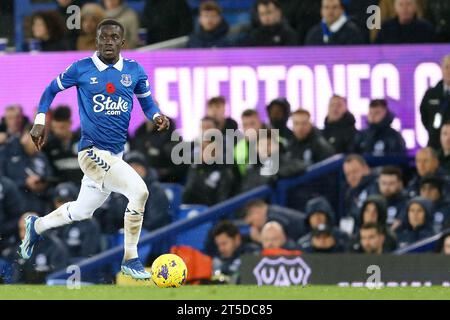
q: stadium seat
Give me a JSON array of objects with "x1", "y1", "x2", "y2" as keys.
[
  {"x1": 160, "y1": 183, "x2": 184, "y2": 220},
  {"x1": 175, "y1": 205, "x2": 211, "y2": 251}
]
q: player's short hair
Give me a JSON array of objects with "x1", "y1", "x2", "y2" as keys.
[
  {"x1": 442, "y1": 120, "x2": 450, "y2": 128},
  {"x1": 207, "y1": 96, "x2": 226, "y2": 107},
  {"x1": 212, "y1": 220, "x2": 240, "y2": 239},
  {"x1": 241, "y1": 109, "x2": 259, "y2": 118},
  {"x1": 360, "y1": 222, "x2": 385, "y2": 235},
  {"x1": 52, "y1": 105, "x2": 72, "y2": 122},
  {"x1": 97, "y1": 19, "x2": 125, "y2": 35},
  {"x1": 369, "y1": 99, "x2": 388, "y2": 109},
  {"x1": 380, "y1": 165, "x2": 403, "y2": 181},
  {"x1": 344, "y1": 154, "x2": 368, "y2": 167},
  {"x1": 291, "y1": 109, "x2": 311, "y2": 119},
  {"x1": 200, "y1": 1, "x2": 223, "y2": 14},
  {"x1": 256, "y1": 0, "x2": 282, "y2": 9}
]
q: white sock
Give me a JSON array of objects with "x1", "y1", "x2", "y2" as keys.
[
  {"x1": 35, "y1": 202, "x2": 73, "y2": 234},
  {"x1": 123, "y1": 208, "x2": 144, "y2": 261}
]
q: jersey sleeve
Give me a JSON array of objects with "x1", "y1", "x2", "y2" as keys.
[
  {"x1": 134, "y1": 63, "x2": 161, "y2": 121},
  {"x1": 37, "y1": 62, "x2": 79, "y2": 114}
]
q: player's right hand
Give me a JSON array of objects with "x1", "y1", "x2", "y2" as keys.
[{"x1": 30, "y1": 124, "x2": 46, "y2": 151}]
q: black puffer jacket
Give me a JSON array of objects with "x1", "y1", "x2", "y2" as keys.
[
  {"x1": 352, "y1": 112, "x2": 407, "y2": 156},
  {"x1": 322, "y1": 112, "x2": 357, "y2": 154},
  {"x1": 186, "y1": 20, "x2": 230, "y2": 48},
  {"x1": 396, "y1": 197, "x2": 435, "y2": 249},
  {"x1": 286, "y1": 127, "x2": 336, "y2": 167}
]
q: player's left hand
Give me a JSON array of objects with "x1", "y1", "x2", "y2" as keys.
[{"x1": 154, "y1": 114, "x2": 170, "y2": 131}]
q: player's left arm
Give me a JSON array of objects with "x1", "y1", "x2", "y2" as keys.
[{"x1": 134, "y1": 64, "x2": 170, "y2": 131}]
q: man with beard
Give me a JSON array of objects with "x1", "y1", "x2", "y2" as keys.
[{"x1": 322, "y1": 95, "x2": 357, "y2": 154}]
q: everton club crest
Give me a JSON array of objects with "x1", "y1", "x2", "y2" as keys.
[{"x1": 120, "y1": 74, "x2": 132, "y2": 87}]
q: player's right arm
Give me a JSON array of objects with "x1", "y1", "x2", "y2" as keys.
[{"x1": 30, "y1": 62, "x2": 79, "y2": 150}]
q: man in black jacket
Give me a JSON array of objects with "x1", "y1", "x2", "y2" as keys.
[
  {"x1": 243, "y1": 0, "x2": 298, "y2": 47},
  {"x1": 353, "y1": 99, "x2": 407, "y2": 156},
  {"x1": 424, "y1": 0, "x2": 450, "y2": 42},
  {"x1": 375, "y1": 0, "x2": 436, "y2": 44},
  {"x1": 305, "y1": 0, "x2": 365, "y2": 45},
  {"x1": 420, "y1": 55, "x2": 450, "y2": 149},
  {"x1": 266, "y1": 98, "x2": 293, "y2": 145},
  {"x1": 186, "y1": 1, "x2": 230, "y2": 48},
  {"x1": 322, "y1": 95, "x2": 357, "y2": 154},
  {"x1": 43, "y1": 105, "x2": 83, "y2": 186},
  {"x1": 287, "y1": 109, "x2": 335, "y2": 166}
]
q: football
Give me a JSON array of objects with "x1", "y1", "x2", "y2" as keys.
[{"x1": 151, "y1": 254, "x2": 188, "y2": 288}]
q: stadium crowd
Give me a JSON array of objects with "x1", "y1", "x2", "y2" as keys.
[
  {"x1": 0, "y1": 53, "x2": 450, "y2": 284},
  {"x1": 1, "y1": 0, "x2": 450, "y2": 284},
  {"x1": 0, "y1": 0, "x2": 450, "y2": 51}
]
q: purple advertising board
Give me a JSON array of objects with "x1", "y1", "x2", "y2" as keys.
[{"x1": 1, "y1": 45, "x2": 449, "y2": 148}]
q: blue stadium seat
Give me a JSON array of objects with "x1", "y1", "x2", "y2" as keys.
[
  {"x1": 175, "y1": 204, "x2": 211, "y2": 251},
  {"x1": 160, "y1": 183, "x2": 184, "y2": 220}
]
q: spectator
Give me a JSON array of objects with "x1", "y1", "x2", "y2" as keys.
[
  {"x1": 298, "y1": 196, "x2": 349, "y2": 251},
  {"x1": 266, "y1": 98, "x2": 293, "y2": 145},
  {"x1": 102, "y1": 0, "x2": 139, "y2": 48},
  {"x1": 76, "y1": 3, "x2": 106, "y2": 51},
  {"x1": 261, "y1": 221, "x2": 298, "y2": 251},
  {"x1": 243, "y1": 0, "x2": 298, "y2": 47},
  {"x1": 53, "y1": 182, "x2": 101, "y2": 262},
  {"x1": 356, "y1": 222, "x2": 389, "y2": 254},
  {"x1": 303, "y1": 223, "x2": 345, "y2": 253},
  {"x1": 30, "y1": 10, "x2": 70, "y2": 51},
  {"x1": 375, "y1": 0, "x2": 436, "y2": 44},
  {"x1": 376, "y1": 166, "x2": 408, "y2": 227},
  {"x1": 183, "y1": 139, "x2": 237, "y2": 206},
  {"x1": 322, "y1": 95, "x2": 357, "y2": 154},
  {"x1": 244, "y1": 199, "x2": 306, "y2": 243},
  {"x1": 286, "y1": 109, "x2": 335, "y2": 167},
  {"x1": 350, "y1": 196, "x2": 398, "y2": 252},
  {"x1": 406, "y1": 147, "x2": 446, "y2": 198},
  {"x1": 352, "y1": 99, "x2": 407, "y2": 156},
  {"x1": 142, "y1": 0, "x2": 193, "y2": 45},
  {"x1": 439, "y1": 121, "x2": 450, "y2": 174},
  {"x1": 0, "y1": 128, "x2": 53, "y2": 214},
  {"x1": 234, "y1": 109, "x2": 264, "y2": 177},
  {"x1": 211, "y1": 220, "x2": 259, "y2": 282},
  {"x1": 420, "y1": 55, "x2": 450, "y2": 150},
  {"x1": 42, "y1": 106, "x2": 83, "y2": 185},
  {"x1": 424, "y1": 0, "x2": 450, "y2": 42},
  {"x1": 0, "y1": 176, "x2": 25, "y2": 252},
  {"x1": 187, "y1": 1, "x2": 230, "y2": 48},
  {"x1": 205, "y1": 96, "x2": 238, "y2": 135},
  {"x1": 131, "y1": 117, "x2": 185, "y2": 183},
  {"x1": 305, "y1": 0, "x2": 365, "y2": 45},
  {"x1": 345, "y1": 0, "x2": 380, "y2": 43},
  {"x1": 278, "y1": 0, "x2": 321, "y2": 44},
  {"x1": 342, "y1": 154, "x2": 378, "y2": 224},
  {"x1": 8, "y1": 213, "x2": 69, "y2": 284},
  {"x1": 240, "y1": 130, "x2": 305, "y2": 192},
  {"x1": 0, "y1": 105, "x2": 30, "y2": 144},
  {"x1": 436, "y1": 232, "x2": 450, "y2": 254},
  {"x1": 396, "y1": 197, "x2": 435, "y2": 248},
  {"x1": 419, "y1": 174, "x2": 450, "y2": 233}
]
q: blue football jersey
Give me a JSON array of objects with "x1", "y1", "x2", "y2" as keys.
[{"x1": 38, "y1": 52, "x2": 160, "y2": 154}]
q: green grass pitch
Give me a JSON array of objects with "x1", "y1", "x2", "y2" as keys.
[{"x1": 0, "y1": 285, "x2": 449, "y2": 300}]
